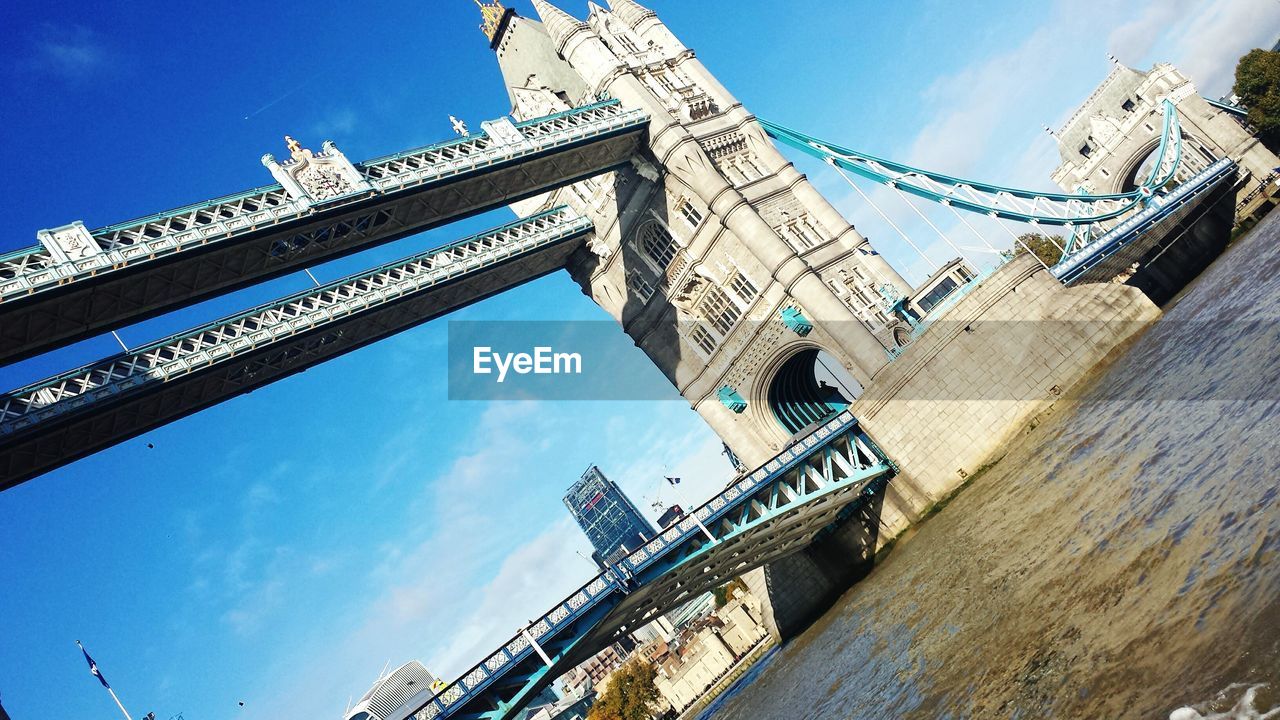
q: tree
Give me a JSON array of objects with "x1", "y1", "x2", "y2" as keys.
[
  {"x1": 1233, "y1": 48, "x2": 1280, "y2": 150},
  {"x1": 712, "y1": 578, "x2": 749, "y2": 608},
  {"x1": 1007, "y1": 233, "x2": 1065, "y2": 266},
  {"x1": 587, "y1": 659, "x2": 661, "y2": 720}
]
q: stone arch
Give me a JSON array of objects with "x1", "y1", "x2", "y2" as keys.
[
  {"x1": 750, "y1": 340, "x2": 864, "y2": 440},
  {"x1": 1113, "y1": 131, "x2": 1219, "y2": 194}
]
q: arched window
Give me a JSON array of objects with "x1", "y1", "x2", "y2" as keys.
[{"x1": 639, "y1": 221, "x2": 678, "y2": 269}]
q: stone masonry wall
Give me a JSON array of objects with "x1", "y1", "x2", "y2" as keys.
[{"x1": 853, "y1": 254, "x2": 1161, "y2": 507}]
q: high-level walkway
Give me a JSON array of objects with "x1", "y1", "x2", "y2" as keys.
[
  {"x1": 412, "y1": 411, "x2": 894, "y2": 720},
  {"x1": 0, "y1": 208, "x2": 591, "y2": 488},
  {"x1": 0, "y1": 100, "x2": 646, "y2": 365}
]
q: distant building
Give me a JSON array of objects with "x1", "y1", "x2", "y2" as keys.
[
  {"x1": 527, "y1": 694, "x2": 595, "y2": 720},
  {"x1": 565, "y1": 466, "x2": 656, "y2": 567},
  {"x1": 656, "y1": 504, "x2": 685, "y2": 529},
  {"x1": 512, "y1": 686, "x2": 560, "y2": 720},
  {"x1": 345, "y1": 661, "x2": 437, "y2": 720}
]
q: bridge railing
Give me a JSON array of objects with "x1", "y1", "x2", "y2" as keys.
[
  {"x1": 0, "y1": 207, "x2": 590, "y2": 436},
  {"x1": 1052, "y1": 157, "x2": 1237, "y2": 284},
  {"x1": 412, "y1": 410, "x2": 888, "y2": 720},
  {"x1": 0, "y1": 100, "x2": 646, "y2": 304}
]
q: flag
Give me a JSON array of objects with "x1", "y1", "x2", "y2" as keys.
[
  {"x1": 78, "y1": 642, "x2": 111, "y2": 689},
  {"x1": 665, "y1": 476, "x2": 681, "y2": 486}
]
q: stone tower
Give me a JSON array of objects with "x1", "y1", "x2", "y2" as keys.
[
  {"x1": 1051, "y1": 62, "x2": 1279, "y2": 218},
  {"x1": 480, "y1": 0, "x2": 914, "y2": 468}
]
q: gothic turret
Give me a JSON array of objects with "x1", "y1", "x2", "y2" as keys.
[
  {"x1": 606, "y1": 0, "x2": 655, "y2": 28},
  {"x1": 530, "y1": 0, "x2": 588, "y2": 53}
]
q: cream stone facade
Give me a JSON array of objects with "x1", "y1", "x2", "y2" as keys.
[
  {"x1": 1051, "y1": 62, "x2": 1279, "y2": 219},
  {"x1": 480, "y1": 0, "x2": 1169, "y2": 641}
]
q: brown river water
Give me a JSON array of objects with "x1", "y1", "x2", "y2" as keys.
[{"x1": 706, "y1": 211, "x2": 1280, "y2": 719}]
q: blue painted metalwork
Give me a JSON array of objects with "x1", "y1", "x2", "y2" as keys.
[
  {"x1": 412, "y1": 410, "x2": 894, "y2": 720},
  {"x1": 1052, "y1": 157, "x2": 1238, "y2": 285},
  {"x1": 760, "y1": 100, "x2": 1184, "y2": 227},
  {"x1": 780, "y1": 306, "x2": 813, "y2": 336},
  {"x1": 718, "y1": 385, "x2": 748, "y2": 413}
]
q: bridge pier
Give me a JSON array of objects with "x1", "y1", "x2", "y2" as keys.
[{"x1": 1124, "y1": 187, "x2": 1238, "y2": 305}]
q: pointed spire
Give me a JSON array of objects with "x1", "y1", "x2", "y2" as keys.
[
  {"x1": 530, "y1": 0, "x2": 587, "y2": 49},
  {"x1": 607, "y1": 0, "x2": 655, "y2": 28},
  {"x1": 474, "y1": 0, "x2": 509, "y2": 43}
]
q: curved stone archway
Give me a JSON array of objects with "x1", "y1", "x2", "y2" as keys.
[{"x1": 757, "y1": 345, "x2": 864, "y2": 437}]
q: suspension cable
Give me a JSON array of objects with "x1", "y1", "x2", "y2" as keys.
[{"x1": 831, "y1": 159, "x2": 939, "y2": 274}]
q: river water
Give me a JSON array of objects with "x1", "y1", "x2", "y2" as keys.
[{"x1": 707, "y1": 212, "x2": 1280, "y2": 719}]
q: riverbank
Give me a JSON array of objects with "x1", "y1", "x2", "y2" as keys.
[{"x1": 708, "y1": 211, "x2": 1280, "y2": 719}]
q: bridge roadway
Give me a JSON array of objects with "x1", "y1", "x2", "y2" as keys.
[
  {"x1": 411, "y1": 410, "x2": 894, "y2": 720},
  {"x1": 1052, "y1": 158, "x2": 1239, "y2": 285},
  {"x1": 0, "y1": 207, "x2": 591, "y2": 489},
  {"x1": 0, "y1": 100, "x2": 647, "y2": 365}
]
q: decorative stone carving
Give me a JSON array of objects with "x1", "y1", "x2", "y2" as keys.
[
  {"x1": 262, "y1": 136, "x2": 371, "y2": 207},
  {"x1": 37, "y1": 221, "x2": 102, "y2": 264},
  {"x1": 480, "y1": 117, "x2": 529, "y2": 148},
  {"x1": 630, "y1": 156, "x2": 661, "y2": 183},
  {"x1": 587, "y1": 235, "x2": 613, "y2": 258}
]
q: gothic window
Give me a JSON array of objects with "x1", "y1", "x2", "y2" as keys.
[
  {"x1": 689, "y1": 324, "x2": 717, "y2": 355},
  {"x1": 1122, "y1": 99, "x2": 1136, "y2": 113},
  {"x1": 626, "y1": 269, "x2": 655, "y2": 302},
  {"x1": 615, "y1": 31, "x2": 640, "y2": 55},
  {"x1": 700, "y1": 286, "x2": 741, "y2": 335},
  {"x1": 653, "y1": 69, "x2": 678, "y2": 93},
  {"x1": 639, "y1": 221, "x2": 678, "y2": 269},
  {"x1": 729, "y1": 273, "x2": 758, "y2": 305},
  {"x1": 1079, "y1": 144, "x2": 1093, "y2": 159},
  {"x1": 678, "y1": 199, "x2": 704, "y2": 229}
]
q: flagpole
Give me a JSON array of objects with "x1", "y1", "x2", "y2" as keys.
[
  {"x1": 106, "y1": 687, "x2": 134, "y2": 720},
  {"x1": 77, "y1": 641, "x2": 133, "y2": 720},
  {"x1": 666, "y1": 477, "x2": 717, "y2": 544}
]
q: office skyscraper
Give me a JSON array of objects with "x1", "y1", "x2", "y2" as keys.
[{"x1": 565, "y1": 466, "x2": 656, "y2": 567}]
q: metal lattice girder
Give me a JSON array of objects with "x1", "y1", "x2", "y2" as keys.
[
  {"x1": 0, "y1": 207, "x2": 592, "y2": 489},
  {"x1": 1053, "y1": 157, "x2": 1237, "y2": 285},
  {"x1": 0, "y1": 100, "x2": 648, "y2": 365},
  {"x1": 416, "y1": 411, "x2": 895, "y2": 720},
  {"x1": 760, "y1": 100, "x2": 1184, "y2": 227}
]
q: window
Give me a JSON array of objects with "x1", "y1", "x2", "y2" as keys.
[
  {"x1": 1079, "y1": 144, "x2": 1093, "y2": 158},
  {"x1": 678, "y1": 199, "x2": 703, "y2": 229},
  {"x1": 1122, "y1": 99, "x2": 1136, "y2": 112},
  {"x1": 614, "y1": 31, "x2": 640, "y2": 55},
  {"x1": 916, "y1": 277, "x2": 959, "y2": 314},
  {"x1": 700, "y1": 286, "x2": 741, "y2": 335},
  {"x1": 639, "y1": 222, "x2": 678, "y2": 269},
  {"x1": 626, "y1": 270, "x2": 654, "y2": 301},
  {"x1": 653, "y1": 70, "x2": 678, "y2": 93},
  {"x1": 729, "y1": 273, "x2": 758, "y2": 304},
  {"x1": 689, "y1": 325, "x2": 716, "y2": 355}
]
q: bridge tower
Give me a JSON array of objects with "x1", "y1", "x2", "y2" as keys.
[
  {"x1": 478, "y1": 0, "x2": 924, "y2": 639},
  {"x1": 482, "y1": 0, "x2": 912, "y2": 463}
]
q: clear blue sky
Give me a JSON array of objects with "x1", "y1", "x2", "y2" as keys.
[{"x1": 1, "y1": 1, "x2": 1273, "y2": 719}]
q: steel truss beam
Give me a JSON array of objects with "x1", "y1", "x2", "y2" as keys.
[
  {"x1": 0, "y1": 100, "x2": 647, "y2": 364},
  {"x1": 1052, "y1": 157, "x2": 1238, "y2": 285},
  {"x1": 416, "y1": 411, "x2": 895, "y2": 720},
  {"x1": 0, "y1": 208, "x2": 591, "y2": 489}
]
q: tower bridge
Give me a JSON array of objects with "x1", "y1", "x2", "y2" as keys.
[
  {"x1": 1, "y1": 2, "x2": 1270, "y2": 717},
  {"x1": 0, "y1": 100, "x2": 647, "y2": 365}
]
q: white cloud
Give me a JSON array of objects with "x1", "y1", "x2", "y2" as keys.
[
  {"x1": 1158, "y1": 0, "x2": 1280, "y2": 96},
  {"x1": 27, "y1": 25, "x2": 109, "y2": 80}
]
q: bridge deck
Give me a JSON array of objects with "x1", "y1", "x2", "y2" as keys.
[
  {"x1": 0, "y1": 208, "x2": 591, "y2": 489},
  {"x1": 415, "y1": 411, "x2": 894, "y2": 720},
  {"x1": 1053, "y1": 158, "x2": 1238, "y2": 286},
  {"x1": 0, "y1": 101, "x2": 647, "y2": 365}
]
